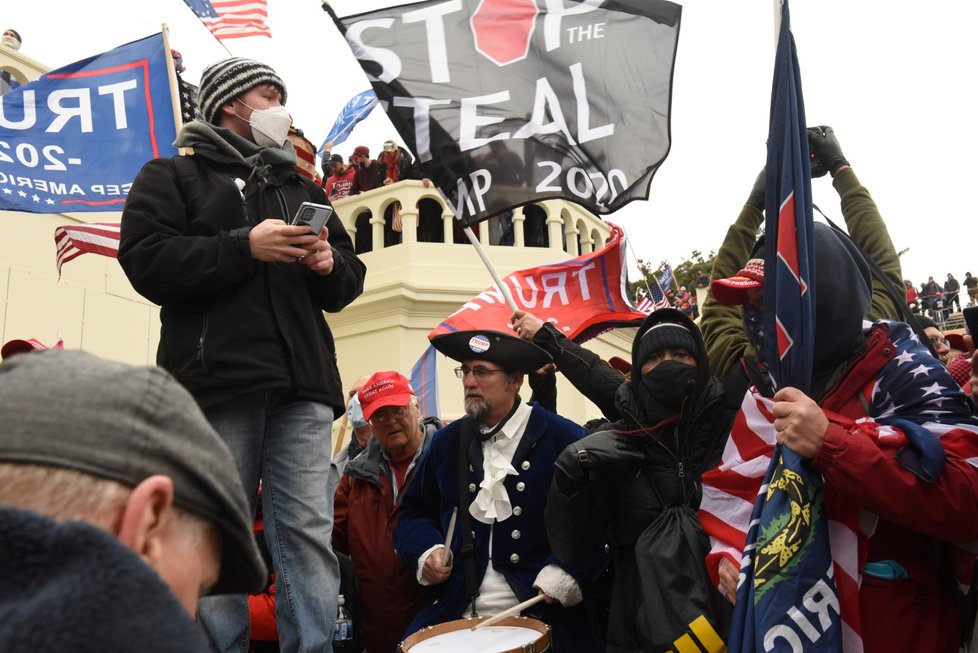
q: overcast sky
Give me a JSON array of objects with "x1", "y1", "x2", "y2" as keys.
[{"x1": 6, "y1": 0, "x2": 974, "y2": 288}]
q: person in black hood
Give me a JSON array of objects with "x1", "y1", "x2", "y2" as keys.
[
  {"x1": 545, "y1": 308, "x2": 735, "y2": 652},
  {"x1": 705, "y1": 220, "x2": 978, "y2": 653},
  {"x1": 715, "y1": 222, "x2": 873, "y2": 401},
  {"x1": 119, "y1": 57, "x2": 366, "y2": 652}
]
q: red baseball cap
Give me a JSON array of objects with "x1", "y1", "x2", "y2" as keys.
[
  {"x1": 357, "y1": 371, "x2": 415, "y2": 421},
  {"x1": 946, "y1": 332, "x2": 972, "y2": 355},
  {"x1": 711, "y1": 258, "x2": 764, "y2": 306},
  {"x1": 1, "y1": 337, "x2": 64, "y2": 360}
]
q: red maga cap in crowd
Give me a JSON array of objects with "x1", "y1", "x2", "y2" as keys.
[
  {"x1": 1, "y1": 337, "x2": 64, "y2": 360},
  {"x1": 357, "y1": 371, "x2": 415, "y2": 422},
  {"x1": 710, "y1": 258, "x2": 764, "y2": 306}
]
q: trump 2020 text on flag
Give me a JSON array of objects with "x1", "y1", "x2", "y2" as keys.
[
  {"x1": 0, "y1": 34, "x2": 178, "y2": 214},
  {"x1": 428, "y1": 224, "x2": 644, "y2": 343},
  {"x1": 328, "y1": 0, "x2": 681, "y2": 226}
]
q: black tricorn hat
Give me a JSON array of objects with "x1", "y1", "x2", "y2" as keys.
[{"x1": 430, "y1": 330, "x2": 552, "y2": 373}]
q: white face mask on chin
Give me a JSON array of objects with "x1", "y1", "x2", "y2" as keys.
[
  {"x1": 2, "y1": 35, "x2": 20, "y2": 51},
  {"x1": 236, "y1": 100, "x2": 292, "y2": 148}
]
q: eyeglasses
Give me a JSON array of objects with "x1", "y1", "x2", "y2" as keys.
[
  {"x1": 928, "y1": 335, "x2": 950, "y2": 349},
  {"x1": 369, "y1": 404, "x2": 411, "y2": 424},
  {"x1": 454, "y1": 365, "x2": 505, "y2": 379}
]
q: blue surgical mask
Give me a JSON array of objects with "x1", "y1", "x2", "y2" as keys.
[{"x1": 347, "y1": 395, "x2": 368, "y2": 429}]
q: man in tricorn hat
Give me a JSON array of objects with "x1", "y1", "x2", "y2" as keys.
[{"x1": 394, "y1": 330, "x2": 605, "y2": 650}]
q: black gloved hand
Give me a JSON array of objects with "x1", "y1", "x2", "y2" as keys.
[
  {"x1": 746, "y1": 167, "x2": 766, "y2": 210},
  {"x1": 809, "y1": 125, "x2": 849, "y2": 177},
  {"x1": 554, "y1": 431, "x2": 644, "y2": 492},
  {"x1": 807, "y1": 127, "x2": 828, "y2": 178}
]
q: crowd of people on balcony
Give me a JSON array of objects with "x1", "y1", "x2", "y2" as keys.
[
  {"x1": 322, "y1": 139, "x2": 551, "y2": 254},
  {"x1": 906, "y1": 272, "x2": 975, "y2": 324}
]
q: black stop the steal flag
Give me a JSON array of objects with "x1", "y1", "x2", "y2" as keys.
[{"x1": 330, "y1": 0, "x2": 681, "y2": 226}]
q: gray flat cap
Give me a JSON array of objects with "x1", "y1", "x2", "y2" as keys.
[{"x1": 0, "y1": 350, "x2": 266, "y2": 595}]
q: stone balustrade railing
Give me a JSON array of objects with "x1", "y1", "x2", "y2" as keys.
[{"x1": 328, "y1": 179, "x2": 613, "y2": 256}]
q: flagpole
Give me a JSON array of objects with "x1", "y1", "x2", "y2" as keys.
[
  {"x1": 462, "y1": 226, "x2": 518, "y2": 311},
  {"x1": 161, "y1": 25, "x2": 183, "y2": 135},
  {"x1": 773, "y1": 0, "x2": 783, "y2": 44}
]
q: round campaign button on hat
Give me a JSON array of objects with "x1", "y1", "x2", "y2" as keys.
[{"x1": 468, "y1": 334, "x2": 490, "y2": 354}]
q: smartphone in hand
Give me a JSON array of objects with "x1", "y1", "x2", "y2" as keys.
[
  {"x1": 290, "y1": 202, "x2": 332, "y2": 235},
  {"x1": 964, "y1": 305, "x2": 978, "y2": 340}
]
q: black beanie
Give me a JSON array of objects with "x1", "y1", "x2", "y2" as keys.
[
  {"x1": 635, "y1": 322, "x2": 698, "y2": 371},
  {"x1": 197, "y1": 57, "x2": 287, "y2": 125}
]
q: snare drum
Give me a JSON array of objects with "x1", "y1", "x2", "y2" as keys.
[{"x1": 399, "y1": 615, "x2": 551, "y2": 653}]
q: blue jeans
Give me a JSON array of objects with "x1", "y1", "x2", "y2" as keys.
[{"x1": 197, "y1": 391, "x2": 339, "y2": 653}]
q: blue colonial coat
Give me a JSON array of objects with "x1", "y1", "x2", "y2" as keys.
[{"x1": 394, "y1": 403, "x2": 606, "y2": 651}]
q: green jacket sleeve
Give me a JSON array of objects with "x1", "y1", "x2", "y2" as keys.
[
  {"x1": 701, "y1": 204, "x2": 763, "y2": 379},
  {"x1": 833, "y1": 167, "x2": 903, "y2": 321}
]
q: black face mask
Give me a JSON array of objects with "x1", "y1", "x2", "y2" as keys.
[{"x1": 636, "y1": 359, "x2": 698, "y2": 416}]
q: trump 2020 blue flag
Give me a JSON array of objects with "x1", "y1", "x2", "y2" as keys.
[
  {"x1": 0, "y1": 34, "x2": 178, "y2": 214},
  {"x1": 319, "y1": 89, "x2": 378, "y2": 154},
  {"x1": 728, "y1": 2, "x2": 843, "y2": 652}
]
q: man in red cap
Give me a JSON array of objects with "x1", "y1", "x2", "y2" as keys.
[
  {"x1": 350, "y1": 145, "x2": 379, "y2": 194},
  {"x1": 333, "y1": 371, "x2": 442, "y2": 653}
]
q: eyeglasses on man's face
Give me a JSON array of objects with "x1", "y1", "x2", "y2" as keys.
[
  {"x1": 369, "y1": 404, "x2": 411, "y2": 424},
  {"x1": 454, "y1": 365, "x2": 505, "y2": 380},
  {"x1": 928, "y1": 335, "x2": 950, "y2": 349}
]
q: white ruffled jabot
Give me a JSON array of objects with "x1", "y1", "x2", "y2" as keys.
[{"x1": 469, "y1": 401, "x2": 532, "y2": 525}]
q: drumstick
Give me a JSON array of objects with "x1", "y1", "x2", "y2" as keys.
[
  {"x1": 442, "y1": 507, "x2": 458, "y2": 565},
  {"x1": 471, "y1": 594, "x2": 546, "y2": 630}
]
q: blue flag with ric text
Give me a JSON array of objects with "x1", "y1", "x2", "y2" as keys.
[
  {"x1": 728, "y1": 2, "x2": 842, "y2": 651},
  {"x1": 0, "y1": 34, "x2": 177, "y2": 214}
]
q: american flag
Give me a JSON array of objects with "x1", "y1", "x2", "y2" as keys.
[
  {"x1": 54, "y1": 222, "x2": 120, "y2": 276},
  {"x1": 700, "y1": 320, "x2": 978, "y2": 652},
  {"x1": 635, "y1": 285, "x2": 670, "y2": 314},
  {"x1": 176, "y1": 72, "x2": 198, "y2": 125},
  {"x1": 288, "y1": 129, "x2": 320, "y2": 183},
  {"x1": 183, "y1": 0, "x2": 271, "y2": 41}
]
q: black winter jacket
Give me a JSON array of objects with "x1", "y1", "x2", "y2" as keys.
[
  {"x1": 530, "y1": 322, "x2": 626, "y2": 422},
  {"x1": 546, "y1": 310, "x2": 735, "y2": 652},
  {"x1": 119, "y1": 122, "x2": 366, "y2": 411}
]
